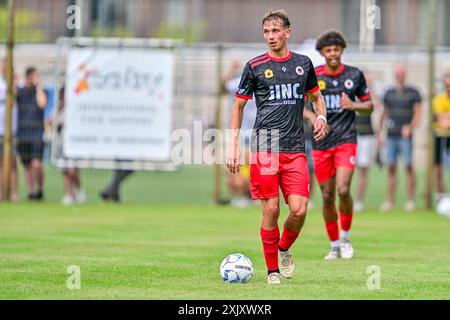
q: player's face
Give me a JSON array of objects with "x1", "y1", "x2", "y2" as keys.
[
  {"x1": 263, "y1": 20, "x2": 290, "y2": 52},
  {"x1": 320, "y1": 45, "x2": 343, "y2": 68},
  {"x1": 394, "y1": 65, "x2": 406, "y2": 85}
]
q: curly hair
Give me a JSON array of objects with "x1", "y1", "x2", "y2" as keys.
[
  {"x1": 262, "y1": 9, "x2": 290, "y2": 29},
  {"x1": 315, "y1": 30, "x2": 347, "y2": 51}
]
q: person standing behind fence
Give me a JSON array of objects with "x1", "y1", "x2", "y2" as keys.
[
  {"x1": 16, "y1": 67, "x2": 48, "y2": 201},
  {"x1": 55, "y1": 86, "x2": 86, "y2": 205},
  {"x1": 433, "y1": 73, "x2": 450, "y2": 196},
  {"x1": 379, "y1": 65, "x2": 422, "y2": 211},
  {"x1": 0, "y1": 58, "x2": 19, "y2": 202}
]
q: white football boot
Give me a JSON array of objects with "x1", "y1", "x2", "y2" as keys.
[
  {"x1": 267, "y1": 272, "x2": 281, "y2": 285},
  {"x1": 279, "y1": 250, "x2": 295, "y2": 279},
  {"x1": 340, "y1": 238, "x2": 354, "y2": 259},
  {"x1": 324, "y1": 247, "x2": 340, "y2": 260}
]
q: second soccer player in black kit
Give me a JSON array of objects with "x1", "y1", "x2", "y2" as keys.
[{"x1": 312, "y1": 30, "x2": 374, "y2": 260}]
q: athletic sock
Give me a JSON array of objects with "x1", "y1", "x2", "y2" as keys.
[
  {"x1": 267, "y1": 269, "x2": 280, "y2": 275},
  {"x1": 330, "y1": 240, "x2": 340, "y2": 249},
  {"x1": 260, "y1": 227, "x2": 280, "y2": 272},
  {"x1": 340, "y1": 230, "x2": 350, "y2": 240},
  {"x1": 340, "y1": 212, "x2": 353, "y2": 235},
  {"x1": 279, "y1": 227, "x2": 300, "y2": 252},
  {"x1": 325, "y1": 221, "x2": 340, "y2": 244}
]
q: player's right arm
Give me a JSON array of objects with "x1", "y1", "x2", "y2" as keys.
[
  {"x1": 227, "y1": 97, "x2": 247, "y2": 174},
  {"x1": 227, "y1": 62, "x2": 255, "y2": 174}
]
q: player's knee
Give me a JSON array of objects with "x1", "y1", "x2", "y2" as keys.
[
  {"x1": 265, "y1": 203, "x2": 280, "y2": 218},
  {"x1": 290, "y1": 203, "x2": 307, "y2": 219},
  {"x1": 322, "y1": 190, "x2": 335, "y2": 207},
  {"x1": 337, "y1": 185, "x2": 351, "y2": 199}
]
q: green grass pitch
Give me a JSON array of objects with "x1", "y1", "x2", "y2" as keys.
[
  {"x1": 1, "y1": 164, "x2": 450, "y2": 299},
  {"x1": 0, "y1": 202, "x2": 449, "y2": 299}
]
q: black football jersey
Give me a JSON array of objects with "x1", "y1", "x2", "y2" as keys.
[
  {"x1": 235, "y1": 51, "x2": 318, "y2": 153},
  {"x1": 313, "y1": 64, "x2": 371, "y2": 150}
]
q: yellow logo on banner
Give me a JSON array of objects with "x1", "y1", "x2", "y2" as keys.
[
  {"x1": 318, "y1": 80, "x2": 326, "y2": 91},
  {"x1": 264, "y1": 69, "x2": 274, "y2": 79}
]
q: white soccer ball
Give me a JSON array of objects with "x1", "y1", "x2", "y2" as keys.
[
  {"x1": 437, "y1": 197, "x2": 450, "y2": 217},
  {"x1": 220, "y1": 253, "x2": 254, "y2": 283}
]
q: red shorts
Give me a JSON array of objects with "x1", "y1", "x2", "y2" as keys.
[
  {"x1": 312, "y1": 143, "x2": 357, "y2": 183},
  {"x1": 250, "y1": 152, "x2": 310, "y2": 203}
]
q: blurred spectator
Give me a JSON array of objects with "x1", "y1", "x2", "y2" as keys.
[
  {"x1": 0, "y1": 58, "x2": 19, "y2": 202},
  {"x1": 55, "y1": 86, "x2": 86, "y2": 205},
  {"x1": 16, "y1": 66, "x2": 48, "y2": 200},
  {"x1": 433, "y1": 73, "x2": 450, "y2": 196},
  {"x1": 222, "y1": 60, "x2": 256, "y2": 208},
  {"x1": 100, "y1": 169, "x2": 134, "y2": 203},
  {"x1": 354, "y1": 72, "x2": 380, "y2": 212},
  {"x1": 303, "y1": 102, "x2": 316, "y2": 208},
  {"x1": 379, "y1": 65, "x2": 422, "y2": 211}
]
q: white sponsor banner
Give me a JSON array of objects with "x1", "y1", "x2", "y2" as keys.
[{"x1": 64, "y1": 48, "x2": 173, "y2": 161}]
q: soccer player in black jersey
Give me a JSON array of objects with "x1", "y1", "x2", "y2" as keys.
[
  {"x1": 313, "y1": 31, "x2": 374, "y2": 260},
  {"x1": 227, "y1": 9, "x2": 328, "y2": 284}
]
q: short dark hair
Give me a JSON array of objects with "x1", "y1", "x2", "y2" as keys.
[
  {"x1": 262, "y1": 9, "x2": 290, "y2": 29},
  {"x1": 25, "y1": 66, "x2": 37, "y2": 77},
  {"x1": 316, "y1": 30, "x2": 348, "y2": 51}
]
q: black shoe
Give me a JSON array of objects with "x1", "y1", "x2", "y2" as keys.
[
  {"x1": 28, "y1": 191, "x2": 44, "y2": 201},
  {"x1": 100, "y1": 191, "x2": 120, "y2": 203}
]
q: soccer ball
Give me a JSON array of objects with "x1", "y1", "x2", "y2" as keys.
[
  {"x1": 437, "y1": 197, "x2": 450, "y2": 217},
  {"x1": 220, "y1": 253, "x2": 253, "y2": 283}
]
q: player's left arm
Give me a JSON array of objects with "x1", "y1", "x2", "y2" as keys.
[
  {"x1": 307, "y1": 89, "x2": 328, "y2": 141},
  {"x1": 341, "y1": 70, "x2": 374, "y2": 114},
  {"x1": 305, "y1": 59, "x2": 327, "y2": 141}
]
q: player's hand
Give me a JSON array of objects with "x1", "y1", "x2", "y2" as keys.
[
  {"x1": 313, "y1": 118, "x2": 328, "y2": 142},
  {"x1": 401, "y1": 125, "x2": 412, "y2": 139},
  {"x1": 226, "y1": 144, "x2": 241, "y2": 174},
  {"x1": 340, "y1": 92, "x2": 354, "y2": 110}
]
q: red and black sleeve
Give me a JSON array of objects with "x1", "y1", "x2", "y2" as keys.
[
  {"x1": 235, "y1": 63, "x2": 255, "y2": 100},
  {"x1": 356, "y1": 70, "x2": 371, "y2": 102},
  {"x1": 305, "y1": 59, "x2": 319, "y2": 94}
]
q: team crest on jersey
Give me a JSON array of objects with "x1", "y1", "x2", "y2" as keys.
[
  {"x1": 295, "y1": 66, "x2": 304, "y2": 76},
  {"x1": 264, "y1": 69, "x2": 274, "y2": 79},
  {"x1": 344, "y1": 79, "x2": 354, "y2": 89},
  {"x1": 318, "y1": 80, "x2": 326, "y2": 91},
  {"x1": 332, "y1": 80, "x2": 339, "y2": 87}
]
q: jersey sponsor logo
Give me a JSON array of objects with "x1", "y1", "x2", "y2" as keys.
[
  {"x1": 344, "y1": 79, "x2": 354, "y2": 89},
  {"x1": 264, "y1": 69, "x2": 274, "y2": 79},
  {"x1": 295, "y1": 66, "x2": 304, "y2": 76},
  {"x1": 268, "y1": 83, "x2": 304, "y2": 101},
  {"x1": 318, "y1": 80, "x2": 327, "y2": 91},
  {"x1": 323, "y1": 94, "x2": 342, "y2": 113}
]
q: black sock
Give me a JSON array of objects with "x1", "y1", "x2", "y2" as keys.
[{"x1": 268, "y1": 269, "x2": 280, "y2": 275}]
